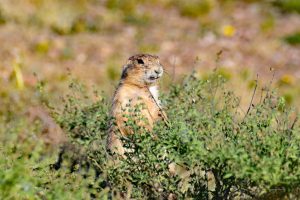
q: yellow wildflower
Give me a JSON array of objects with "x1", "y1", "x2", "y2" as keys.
[
  {"x1": 279, "y1": 74, "x2": 295, "y2": 86},
  {"x1": 222, "y1": 25, "x2": 236, "y2": 37},
  {"x1": 13, "y1": 58, "x2": 24, "y2": 90}
]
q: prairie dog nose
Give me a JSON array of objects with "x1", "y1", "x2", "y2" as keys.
[{"x1": 154, "y1": 68, "x2": 163, "y2": 75}]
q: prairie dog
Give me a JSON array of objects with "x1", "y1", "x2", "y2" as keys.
[{"x1": 107, "y1": 54, "x2": 166, "y2": 156}]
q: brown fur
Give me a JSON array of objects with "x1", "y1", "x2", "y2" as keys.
[{"x1": 107, "y1": 54, "x2": 165, "y2": 156}]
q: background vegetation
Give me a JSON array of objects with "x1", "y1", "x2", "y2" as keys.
[{"x1": 0, "y1": 0, "x2": 300, "y2": 199}]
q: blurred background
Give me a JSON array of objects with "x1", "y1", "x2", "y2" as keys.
[
  {"x1": 0, "y1": 0, "x2": 299, "y2": 123},
  {"x1": 1, "y1": 1, "x2": 300, "y2": 198}
]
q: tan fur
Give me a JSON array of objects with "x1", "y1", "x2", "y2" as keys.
[
  {"x1": 107, "y1": 54, "x2": 165, "y2": 156},
  {"x1": 106, "y1": 55, "x2": 194, "y2": 198}
]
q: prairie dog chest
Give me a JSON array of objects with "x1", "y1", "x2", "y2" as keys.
[
  {"x1": 146, "y1": 85, "x2": 161, "y2": 120},
  {"x1": 149, "y1": 86, "x2": 160, "y2": 105},
  {"x1": 116, "y1": 85, "x2": 160, "y2": 111}
]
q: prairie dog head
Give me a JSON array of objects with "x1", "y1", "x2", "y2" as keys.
[{"x1": 121, "y1": 54, "x2": 164, "y2": 87}]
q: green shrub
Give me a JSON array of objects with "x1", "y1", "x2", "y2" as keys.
[
  {"x1": 0, "y1": 76, "x2": 109, "y2": 200},
  {"x1": 2, "y1": 69, "x2": 299, "y2": 199},
  {"x1": 173, "y1": 0, "x2": 213, "y2": 18},
  {"x1": 273, "y1": 0, "x2": 300, "y2": 14},
  {"x1": 0, "y1": 8, "x2": 5, "y2": 25},
  {"x1": 284, "y1": 32, "x2": 300, "y2": 45},
  {"x1": 52, "y1": 73, "x2": 300, "y2": 199},
  {"x1": 0, "y1": 113, "x2": 108, "y2": 200}
]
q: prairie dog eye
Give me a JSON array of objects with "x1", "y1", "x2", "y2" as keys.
[{"x1": 137, "y1": 59, "x2": 144, "y2": 64}]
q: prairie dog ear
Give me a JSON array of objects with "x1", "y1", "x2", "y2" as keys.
[{"x1": 126, "y1": 59, "x2": 133, "y2": 65}]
